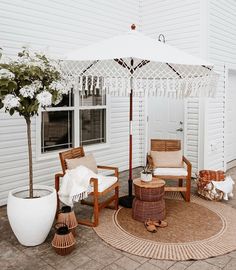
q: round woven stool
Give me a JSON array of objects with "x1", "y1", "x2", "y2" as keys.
[{"x1": 132, "y1": 178, "x2": 166, "y2": 222}]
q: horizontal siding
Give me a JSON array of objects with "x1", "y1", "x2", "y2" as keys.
[
  {"x1": 142, "y1": 0, "x2": 202, "y2": 174},
  {"x1": 0, "y1": 0, "x2": 139, "y2": 57},
  {"x1": 0, "y1": 0, "x2": 140, "y2": 205},
  {"x1": 207, "y1": 0, "x2": 236, "y2": 170},
  {"x1": 141, "y1": 0, "x2": 202, "y2": 56},
  {"x1": 0, "y1": 91, "x2": 144, "y2": 207},
  {"x1": 185, "y1": 98, "x2": 199, "y2": 173}
]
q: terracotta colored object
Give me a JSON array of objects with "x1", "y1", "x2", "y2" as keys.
[
  {"x1": 51, "y1": 223, "x2": 76, "y2": 256},
  {"x1": 132, "y1": 178, "x2": 166, "y2": 222},
  {"x1": 196, "y1": 170, "x2": 225, "y2": 201},
  {"x1": 57, "y1": 206, "x2": 78, "y2": 236}
]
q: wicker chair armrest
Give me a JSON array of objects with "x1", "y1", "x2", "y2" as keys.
[{"x1": 97, "y1": 165, "x2": 119, "y2": 178}]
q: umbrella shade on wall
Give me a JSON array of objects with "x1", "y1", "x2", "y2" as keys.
[{"x1": 62, "y1": 25, "x2": 218, "y2": 208}]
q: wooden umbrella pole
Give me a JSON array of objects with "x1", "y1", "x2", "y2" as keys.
[
  {"x1": 128, "y1": 87, "x2": 133, "y2": 197},
  {"x1": 118, "y1": 58, "x2": 135, "y2": 208}
]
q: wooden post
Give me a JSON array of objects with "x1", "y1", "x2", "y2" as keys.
[{"x1": 128, "y1": 88, "x2": 133, "y2": 197}]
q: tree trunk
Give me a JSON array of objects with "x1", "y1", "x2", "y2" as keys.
[{"x1": 25, "y1": 116, "x2": 33, "y2": 198}]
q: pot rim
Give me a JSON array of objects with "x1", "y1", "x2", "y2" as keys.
[{"x1": 8, "y1": 185, "x2": 56, "y2": 200}]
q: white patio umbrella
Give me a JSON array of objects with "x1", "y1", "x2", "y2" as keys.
[{"x1": 62, "y1": 24, "x2": 218, "y2": 208}]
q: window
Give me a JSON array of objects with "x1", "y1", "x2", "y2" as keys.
[
  {"x1": 41, "y1": 91, "x2": 74, "y2": 153},
  {"x1": 79, "y1": 92, "x2": 106, "y2": 146},
  {"x1": 40, "y1": 81, "x2": 108, "y2": 154}
]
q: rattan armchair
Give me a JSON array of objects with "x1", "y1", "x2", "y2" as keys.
[
  {"x1": 147, "y1": 139, "x2": 192, "y2": 202},
  {"x1": 55, "y1": 147, "x2": 119, "y2": 227}
]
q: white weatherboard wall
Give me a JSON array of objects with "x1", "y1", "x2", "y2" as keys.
[
  {"x1": 141, "y1": 0, "x2": 203, "y2": 174},
  {"x1": 225, "y1": 70, "x2": 236, "y2": 166},
  {"x1": 0, "y1": 0, "x2": 141, "y2": 205},
  {"x1": 142, "y1": 0, "x2": 236, "y2": 172},
  {"x1": 206, "y1": 0, "x2": 236, "y2": 170}
]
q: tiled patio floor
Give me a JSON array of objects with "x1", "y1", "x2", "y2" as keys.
[{"x1": 1, "y1": 167, "x2": 236, "y2": 270}]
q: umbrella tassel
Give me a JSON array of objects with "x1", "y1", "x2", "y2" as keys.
[
  {"x1": 85, "y1": 76, "x2": 89, "y2": 97},
  {"x1": 90, "y1": 76, "x2": 94, "y2": 95},
  {"x1": 95, "y1": 76, "x2": 100, "y2": 89}
]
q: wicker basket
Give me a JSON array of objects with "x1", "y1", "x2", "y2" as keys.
[
  {"x1": 132, "y1": 198, "x2": 165, "y2": 222},
  {"x1": 134, "y1": 184, "x2": 165, "y2": 202},
  {"x1": 196, "y1": 170, "x2": 225, "y2": 201}
]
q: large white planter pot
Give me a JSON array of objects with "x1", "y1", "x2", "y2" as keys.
[{"x1": 7, "y1": 185, "x2": 57, "y2": 246}]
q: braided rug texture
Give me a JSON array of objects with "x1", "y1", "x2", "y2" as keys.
[{"x1": 93, "y1": 193, "x2": 236, "y2": 260}]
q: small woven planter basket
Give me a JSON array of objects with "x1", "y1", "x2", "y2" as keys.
[
  {"x1": 52, "y1": 223, "x2": 76, "y2": 256},
  {"x1": 196, "y1": 170, "x2": 225, "y2": 201}
]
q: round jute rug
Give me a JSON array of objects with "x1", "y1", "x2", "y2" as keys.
[{"x1": 93, "y1": 193, "x2": 236, "y2": 260}]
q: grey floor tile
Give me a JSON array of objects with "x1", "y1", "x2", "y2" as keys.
[
  {"x1": 0, "y1": 241, "x2": 28, "y2": 270},
  {"x1": 186, "y1": 261, "x2": 221, "y2": 270},
  {"x1": 148, "y1": 259, "x2": 175, "y2": 269},
  {"x1": 85, "y1": 242, "x2": 123, "y2": 266},
  {"x1": 168, "y1": 262, "x2": 187, "y2": 270},
  {"x1": 75, "y1": 259, "x2": 104, "y2": 270},
  {"x1": 223, "y1": 258, "x2": 236, "y2": 270},
  {"x1": 123, "y1": 252, "x2": 149, "y2": 264},
  {"x1": 180, "y1": 260, "x2": 195, "y2": 266},
  {"x1": 54, "y1": 260, "x2": 77, "y2": 270},
  {"x1": 136, "y1": 261, "x2": 162, "y2": 270},
  {"x1": 69, "y1": 250, "x2": 92, "y2": 266},
  {"x1": 38, "y1": 247, "x2": 74, "y2": 268},
  {"x1": 228, "y1": 250, "x2": 236, "y2": 259},
  {"x1": 103, "y1": 263, "x2": 126, "y2": 270},
  {"x1": 115, "y1": 256, "x2": 141, "y2": 270},
  {"x1": 204, "y1": 255, "x2": 231, "y2": 268}
]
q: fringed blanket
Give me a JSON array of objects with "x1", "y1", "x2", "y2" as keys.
[{"x1": 58, "y1": 165, "x2": 96, "y2": 206}]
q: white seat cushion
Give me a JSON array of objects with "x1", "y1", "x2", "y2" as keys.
[
  {"x1": 96, "y1": 175, "x2": 118, "y2": 192},
  {"x1": 153, "y1": 167, "x2": 188, "y2": 176}
]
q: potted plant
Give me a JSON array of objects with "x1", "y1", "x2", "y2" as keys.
[
  {"x1": 0, "y1": 48, "x2": 68, "y2": 246},
  {"x1": 140, "y1": 161, "x2": 153, "y2": 182}
]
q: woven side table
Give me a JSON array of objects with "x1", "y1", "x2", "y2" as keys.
[{"x1": 132, "y1": 178, "x2": 166, "y2": 222}]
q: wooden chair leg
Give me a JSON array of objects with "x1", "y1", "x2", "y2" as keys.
[
  {"x1": 115, "y1": 186, "x2": 119, "y2": 210},
  {"x1": 93, "y1": 195, "x2": 99, "y2": 227},
  {"x1": 185, "y1": 176, "x2": 191, "y2": 202}
]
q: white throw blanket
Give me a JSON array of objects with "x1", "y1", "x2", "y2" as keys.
[
  {"x1": 58, "y1": 165, "x2": 112, "y2": 206},
  {"x1": 58, "y1": 165, "x2": 94, "y2": 206}
]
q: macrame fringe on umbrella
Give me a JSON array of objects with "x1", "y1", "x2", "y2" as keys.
[{"x1": 61, "y1": 59, "x2": 218, "y2": 98}]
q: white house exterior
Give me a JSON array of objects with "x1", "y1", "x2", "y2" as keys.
[
  {"x1": 142, "y1": 0, "x2": 236, "y2": 172},
  {"x1": 0, "y1": 0, "x2": 236, "y2": 205}
]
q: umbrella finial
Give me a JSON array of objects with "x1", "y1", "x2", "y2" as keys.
[{"x1": 131, "y1": 24, "x2": 136, "y2": 30}]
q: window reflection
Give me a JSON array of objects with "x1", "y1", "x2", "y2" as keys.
[{"x1": 41, "y1": 111, "x2": 73, "y2": 152}]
